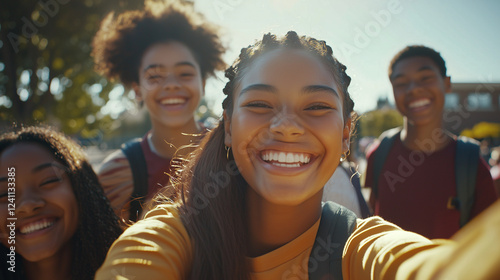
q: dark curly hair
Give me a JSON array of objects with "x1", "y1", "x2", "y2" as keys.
[
  {"x1": 91, "y1": 0, "x2": 226, "y2": 86},
  {"x1": 389, "y1": 45, "x2": 447, "y2": 79},
  {"x1": 0, "y1": 126, "x2": 122, "y2": 280},
  {"x1": 173, "y1": 31, "x2": 355, "y2": 280}
]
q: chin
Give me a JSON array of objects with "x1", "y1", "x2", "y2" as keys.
[{"x1": 261, "y1": 189, "x2": 314, "y2": 206}]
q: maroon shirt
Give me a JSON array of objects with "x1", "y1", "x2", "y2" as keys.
[
  {"x1": 139, "y1": 134, "x2": 173, "y2": 199},
  {"x1": 365, "y1": 136, "x2": 497, "y2": 239}
]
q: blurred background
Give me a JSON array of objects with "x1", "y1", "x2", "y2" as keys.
[{"x1": 1, "y1": 0, "x2": 499, "y2": 168}]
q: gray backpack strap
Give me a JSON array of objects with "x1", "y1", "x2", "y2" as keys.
[
  {"x1": 121, "y1": 138, "x2": 148, "y2": 222},
  {"x1": 371, "y1": 127, "x2": 401, "y2": 197},
  {"x1": 308, "y1": 202, "x2": 357, "y2": 280},
  {"x1": 454, "y1": 136, "x2": 479, "y2": 227}
]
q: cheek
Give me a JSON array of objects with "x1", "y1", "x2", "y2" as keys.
[
  {"x1": 58, "y1": 185, "x2": 79, "y2": 231},
  {"x1": 139, "y1": 81, "x2": 161, "y2": 97},
  {"x1": 231, "y1": 114, "x2": 270, "y2": 156},
  {"x1": 0, "y1": 208, "x2": 9, "y2": 244}
]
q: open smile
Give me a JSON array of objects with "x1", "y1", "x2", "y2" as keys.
[
  {"x1": 408, "y1": 98, "x2": 431, "y2": 112},
  {"x1": 159, "y1": 97, "x2": 188, "y2": 105},
  {"x1": 17, "y1": 217, "x2": 57, "y2": 238},
  {"x1": 260, "y1": 150, "x2": 312, "y2": 168}
]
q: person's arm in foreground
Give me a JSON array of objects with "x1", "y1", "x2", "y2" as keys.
[
  {"x1": 95, "y1": 205, "x2": 192, "y2": 280},
  {"x1": 343, "y1": 200, "x2": 500, "y2": 280}
]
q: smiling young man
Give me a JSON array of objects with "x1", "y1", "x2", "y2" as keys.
[{"x1": 364, "y1": 45, "x2": 497, "y2": 239}]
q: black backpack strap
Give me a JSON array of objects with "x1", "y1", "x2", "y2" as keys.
[
  {"x1": 342, "y1": 162, "x2": 371, "y2": 218},
  {"x1": 371, "y1": 127, "x2": 401, "y2": 198},
  {"x1": 454, "y1": 136, "x2": 480, "y2": 227},
  {"x1": 308, "y1": 202, "x2": 357, "y2": 280},
  {"x1": 121, "y1": 138, "x2": 148, "y2": 222}
]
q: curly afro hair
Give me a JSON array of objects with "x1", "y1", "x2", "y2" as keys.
[{"x1": 91, "y1": 0, "x2": 226, "y2": 87}]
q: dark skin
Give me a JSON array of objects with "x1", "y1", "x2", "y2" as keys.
[
  {"x1": 390, "y1": 56, "x2": 453, "y2": 152},
  {"x1": 224, "y1": 50, "x2": 351, "y2": 257}
]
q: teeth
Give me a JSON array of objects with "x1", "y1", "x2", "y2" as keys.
[
  {"x1": 409, "y1": 99, "x2": 430, "y2": 108},
  {"x1": 20, "y1": 220, "x2": 54, "y2": 234},
  {"x1": 279, "y1": 152, "x2": 286, "y2": 162},
  {"x1": 160, "y1": 98, "x2": 185, "y2": 105},
  {"x1": 272, "y1": 163, "x2": 300, "y2": 168},
  {"x1": 261, "y1": 151, "x2": 311, "y2": 165}
]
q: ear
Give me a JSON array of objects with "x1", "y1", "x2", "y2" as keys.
[
  {"x1": 223, "y1": 110, "x2": 232, "y2": 147},
  {"x1": 444, "y1": 76, "x2": 452, "y2": 93},
  {"x1": 342, "y1": 117, "x2": 352, "y2": 155},
  {"x1": 132, "y1": 82, "x2": 143, "y2": 102}
]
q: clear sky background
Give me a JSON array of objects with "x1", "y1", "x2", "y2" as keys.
[{"x1": 193, "y1": 0, "x2": 500, "y2": 115}]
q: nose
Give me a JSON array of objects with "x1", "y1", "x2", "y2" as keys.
[
  {"x1": 270, "y1": 109, "x2": 305, "y2": 138},
  {"x1": 406, "y1": 80, "x2": 424, "y2": 95},
  {"x1": 16, "y1": 190, "x2": 45, "y2": 215},
  {"x1": 162, "y1": 74, "x2": 181, "y2": 91}
]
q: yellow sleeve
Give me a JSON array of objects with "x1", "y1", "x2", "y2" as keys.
[
  {"x1": 387, "y1": 200, "x2": 500, "y2": 280},
  {"x1": 342, "y1": 216, "x2": 440, "y2": 280},
  {"x1": 343, "y1": 200, "x2": 500, "y2": 280},
  {"x1": 95, "y1": 205, "x2": 192, "y2": 280}
]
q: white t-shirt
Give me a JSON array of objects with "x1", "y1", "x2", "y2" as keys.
[{"x1": 322, "y1": 166, "x2": 362, "y2": 217}]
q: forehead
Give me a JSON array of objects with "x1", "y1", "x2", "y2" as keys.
[
  {"x1": 0, "y1": 143, "x2": 57, "y2": 167},
  {"x1": 240, "y1": 49, "x2": 339, "y2": 90},
  {"x1": 140, "y1": 41, "x2": 199, "y2": 68},
  {"x1": 391, "y1": 56, "x2": 441, "y2": 78}
]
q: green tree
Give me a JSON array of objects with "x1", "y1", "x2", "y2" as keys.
[
  {"x1": 359, "y1": 108, "x2": 403, "y2": 138},
  {"x1": 0, "y1": 0, "x2": 143, "y2": 137}
]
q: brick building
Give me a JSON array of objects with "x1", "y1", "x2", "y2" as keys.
[{"x1": 444, "y1": 83, "x2": 500, "y2": 136}]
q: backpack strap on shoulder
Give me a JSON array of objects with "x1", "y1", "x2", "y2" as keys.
[
  {"x1": 454, "y1": 136, "x2": 480, "y2": 227},
  {"x1": 371, "y1": 127, "x2": 401, "y2": 198},
  {"x1": 121, "y1": 138, "x2": 148, "y2": 222},
  {"x1": 342, "y1": 162, "x2": 371, "y2": 218},
  {"x1": 308, "y1": 202, "x2": 357, "y2": 280}
]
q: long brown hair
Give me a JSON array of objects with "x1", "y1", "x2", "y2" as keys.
[{"x1": 171, "y1": 31, "x2": 354, "y2": 280}]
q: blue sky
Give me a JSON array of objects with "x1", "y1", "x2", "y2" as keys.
[{"x1": 195, "y1": 0, "x2": 500, "y2": 114}]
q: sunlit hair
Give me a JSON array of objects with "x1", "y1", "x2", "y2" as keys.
[
  {"x1": 159, "y1": 31, "x2": 355, "y2": 280},
  {"x1": 0, "y1": 126, "x2": 122, "y2": 280},
  {"x1": 91, "y1": 0, "x2": 226, "y2": 86},
  {"x1": 223, "y1": 31, "x2": 354, "y2": 121},
  {"x1": 389, "y1": 45, "x2": 447, "y2": 79}
]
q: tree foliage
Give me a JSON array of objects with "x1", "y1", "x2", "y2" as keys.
[
  {"x1": 359, "y1": 108, "x2": 403, "y2": 138},
  {"x1": 0, "y1": 0, "x2": 144, "y2": 137}
]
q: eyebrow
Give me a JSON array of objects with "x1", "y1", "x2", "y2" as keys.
[
  {"x1": 32, "y1": 162, "x2": 66, "y2": 173},
  {"x1": 143, "y1": 62, "x2": 197, "y2": 73},
  {"x1": 391, "y1": 65, "x2": 436, "y2": 81},
  {"x1": 239, "y1": 84, "x2": 278, "y2": 96},
  {"x1": 302, "y1": 85, "x2": 339, "y2": 98},
  {"x1": 239, "y1": 83, "x2": 339, "y2": 98},
  {"x1": 0, "y1": 162, "x2": 65, "y2": 183}
]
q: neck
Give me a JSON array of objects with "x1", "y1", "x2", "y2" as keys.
[
  {"x1": 24, "y1": 246, "x2": 73, "y2": 280},
  {"x1": 245, "y1": 189, "x2": 322, "y2": 257},
  {"x1": 401, "y1": 118, "x2": 452, "y2": 152},
  {"x1": 150, "y1": 119, "x2": 202, "y2": 159}
]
